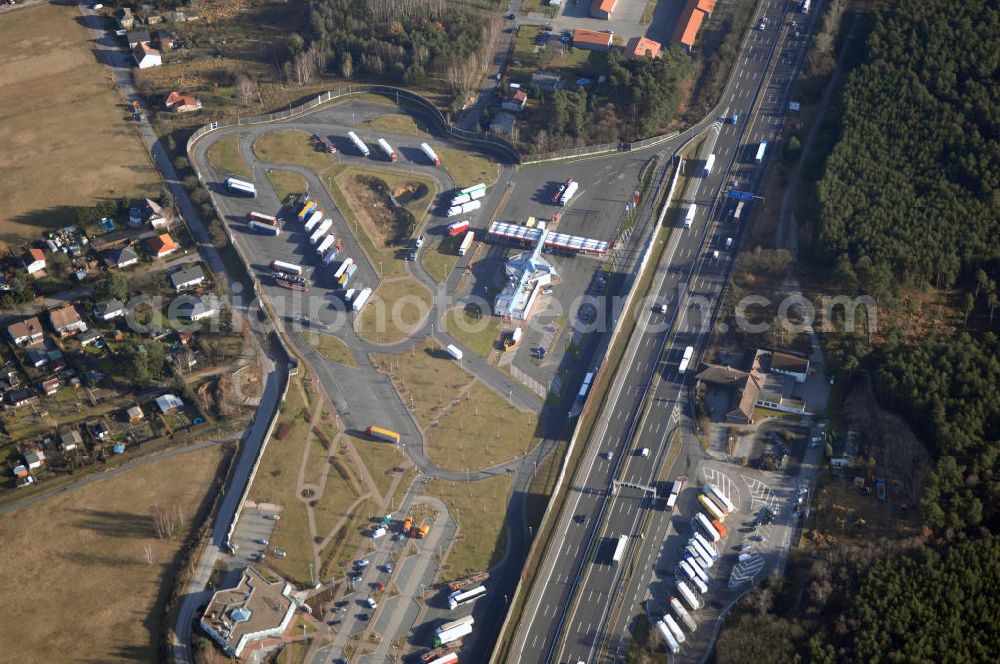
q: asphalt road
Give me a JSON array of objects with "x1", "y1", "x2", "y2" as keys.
[{"x1": 507, "y1": 1, "x2": 822, "y2": 662}]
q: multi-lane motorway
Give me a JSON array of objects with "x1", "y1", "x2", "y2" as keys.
[{"x1": 507, "y1": 1, "x2": 823, "y2": 662}]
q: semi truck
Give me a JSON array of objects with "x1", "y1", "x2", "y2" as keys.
[
  {"x1": 365, "y1": 425, "x2": 401, "y2": 444},
  {"x1": 316, "y1": 235, "x2": 336, "y2": 255},
  {"x1": 451, "y1": 192, "x2": 472, "y2": 206},
  {"x1": 706, "y1": 484, "x2": 737, "y2": 513},
  {"x1": 611, "y1": 534, "x2": 628, "y2": 566},
  {"x1": 553, "y1": 178, "x2": 578, "y2": 206},
  {"x1": 333, "y1": 258, "x2": 354, "y2": 281},
  {"x1": 755, "y1": 140, "x2": 768, "y2": 164},
  {"x1": 686, "y1": 556, "x2": 710, "y2": 585},
  {"x1": 422, "y1": 647, "x2": 459, "y2": 663},
  {"x1": 655, "y1": 620, "x2": 680, "y2": 654},
  {"x1": 692, "y1": 532, "x2": 719, "y2": 559},
  {"x1": 666, "y1": 476, "x2": 685, "y2": 510},
  {"x1": 304, "y1": 210, "x2": 324, "y2": 232},
  {"x1": 698, "y1": 494, "x2": 727, "y2": 521},
  {"x1": 702, "y1": 154, "x2": 716, "y2": 177},
  {"x1": 447, "y1": 220, "x2": 471, "y2": 236},
  {"x1": 297, "y1": 201, "x2": 317, "y2": 221},
  {"x1": 249, "y1": 220, "x2": 280, "y2": 236},
  {"x1": 460, "y1": 183, "x2": 487, "y2": 197},
  {"x1": 225, "y1": 178, "x2": 256, "y2": 197},
  {"x1": 377, "y1": 138, "x2": 397, "y2": 162},
  {"x1": 270, "y1": 260, "x2": 303, "y2": 276},
  {"x1": 420, "y1": 142, "x2": 441, "y2": 166},
  {"x1": 338, "y1": 263, "x2": 357, "y2": 287},
  {"x1": 678, "y1": 346, "x2": 694, "y2": 373},
  {"x1": 458, "y1": 231, "x2": 475, "y2": 256},
  {"x1": 733, "y1": 200, "x2": 745, "y2": 222},
  {"x1": 322, "y1": 245, "x2": 341, "y2": 265},
  {"x1": 347, "y1": 131, "x2": 370, "y2": 156},
  {"x1": 447, "y1": 585, "x2": 486, "y2": 610},
  {"x1": 662, "y1": 614, "x2": 686, "y2": 644},
  {"x1": 446, "y1": 200, "x2": 481, "y2": 217},
  {"x1": 712, "y1": 518, "x2": 728, "y2": 538},
  {"x1": 434, "y1": 622, "x2": 472, "y2": 647},
  {"x1": 694, "y1": 513, "x2": 721, "y2": 542},
  {"x1": 670, "y1": 596, "x2": 697, "y2": 631},
  {"x1": 427, "y1": 654, "x2": 458, "y2": 664},
  {"x1": 245, "y1": 211, "x2": 278, "y2": 225},
  {"x1": 352, "y1": 288, "x2": 372, "y2": 312},
  {"x1": 446, "y1": 344, "x2": 463, "y2": 361},
  {"x1": 676, "y1": 580, "x2": 703, "y2": 610},
  {"x1": 684, "y1": 204, "x2": 697, "y2": 228},
  {"x1": 310, "y1": 219, "x2": 333, "y2": 244}
]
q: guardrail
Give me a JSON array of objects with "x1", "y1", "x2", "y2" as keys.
[{"x1": 186, "y1": 85, "x2": 520, "y2": 164}]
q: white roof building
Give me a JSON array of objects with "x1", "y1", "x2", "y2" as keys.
[
  {"x1": 494, "y1": 229, "x2": 557, "y2": 320},
  {"x1": 155, "y1": 393, "x2": 184, "y2": 414}
]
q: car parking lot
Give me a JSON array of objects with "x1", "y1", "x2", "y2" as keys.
[{"x1": 228, "y1": 505, "x2": 281, "y2": 564}]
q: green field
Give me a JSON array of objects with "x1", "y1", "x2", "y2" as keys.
[
  {"x1": 206, "y1": 135, "x2": 251, "y2": 178},
  {"x1": 254, "y1": 130, "x2": 337, "y2": 176},
  {"x1": 359, "y1": 113, "x2": 432, "y2": 139},
  {"x1": 304, "y1": 332, "x2": 357, "y2": 367},
  {"x1": 372, "y1": 342, "x2": 475, "y2": 427},
  {"x1": 266, "y1": 169, "x2": 308, "y2": 204},
  {"x1": 438, "y1": 146, "x2": 500, "y2": 188},
  {"x1": 420, "y1": 236, "x2": 463, "y2": 284},
  {"x1": 441, "y1": 308, "x2": 504, "y2": 359},
  {"x1": 356, "y1": 277, "x2": 433, "y2": 345}
]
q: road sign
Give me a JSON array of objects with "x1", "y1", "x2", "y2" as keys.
[{"x1": 726, "y1": 189, "x2": 755, "y2": 201}]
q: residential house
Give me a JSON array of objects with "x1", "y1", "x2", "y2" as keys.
[
  {"x1": 26, "y1": 349, "x2": 49, "y2": 368},
  {"x1": 164, "y1": 91, "x2": 202, "y2": 113},
  {"x1": 155, "y1": 393, "x2": 183, "y2": 414},
  {"x1": 177, "y1": 296, "x2": 219, "y2": 322},
  {"x1": 572, "y1": 29, "x2": 614, "y2": 52},
  {"x1": 143, "y1": 198, "x2": 172, "y2": 229},
  {"x1": 126, "y1": 30, "x2": 151, "y2": 48},
  {"x1": 90, "y1": 421, "x2": 111, "y2": 441},
  {"x1": 78, "y1": 330, "x2": 102, "y2": 347},
  {"x1": 691, "y1": 0, "x2": 717, "y2": 16},
  {"x1": 768, "y1": 350, "x2": 810, "y2": 383},
  {"x1": 625, "y1": 36, "x2": 662, "y2": 60},
  {"x1": 24, "y1": 449, "x2": 45, "y2": 470},
  {"x1": 48, "y1": 304, "x2": 88, "y2": 338},
  {"x1": 23, "y1": 247, "x2": 46, "y2": 276},
  {"x1": 39, "y1": 377, "x2": 59, "y2": 396},
  {"x1": 501, "y1": 86, "x2": 528, "y2": 113},
  {"x1": 8, "y1": 316, "x2": 44, "y2": 346},
  {"x1": 103, "y1": 245, "x2": 139, "y2": 269},
  {"x1": 127, "y1": 406, "x2": 145, "y2": 422},
  {"x1": 200, "y1": 567, "x2": 298, "y2": 658},
  {"x1": 133, "y1": 42, "x2": 162, "y2": 69},
  {"x1": 94, "y1": 298, "x2": 126, "y2": 321},
  {"x1": 169, "y1": 264, "x2": 206, "y2": 291},
  {"x1": 61, "y1": 430, "x2": 83, "y2": 452},
  {"x1": 531, "y1": 71, "x2": 564, "y2": 93},
  {"x1": 147, "y1": 233, "x2": 179, "y2": 258},
  {"x1": 115, "y1": 7, "x2": 135, "y2": 30},
  {"x1": 590, "y1": 0, "x2": 617, "y2": 20},
  {"x1": 673, "y1": 0, "x2": 709, "y2": 52}
]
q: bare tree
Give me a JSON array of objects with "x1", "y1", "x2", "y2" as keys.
[
  {"x1": 143, "y1": 543, "x2": 157, "y2": 566},
  {"x1": 237, "y1": 75, "x2": 259, "y2": 107}
]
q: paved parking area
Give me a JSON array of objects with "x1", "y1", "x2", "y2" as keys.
[
  {"x1": 229, "y1": 503, "x2": 282, "y2": 564},
  {"x1": 549, "y1": 0, "x2": 653, "y2": 44}
]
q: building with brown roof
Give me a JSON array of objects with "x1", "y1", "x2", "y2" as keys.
[
  {"x1": 200, "y1": 567, "x2": 297, "y2": 658},
  {"x1": 673, "y1": 0, "x2": 709, "y2": 52},
  {"x1": 572, "y1": 28, "x2": 614, "y2": 52},
  {"x1": 8, "y1": 317, "x2": 44, "y2": 346},
  {"x1": 164, "y1": 91, "x2": 202, "y2": 113},
  {"x1": 23, "y1": 247, "x2": 46, "y2": 276},
  {"x1": 48, "y1": 304, "x2": 88, "y2": 338},
  {"x1": 769, "y1": 350, "x2": 810, "y2": 383},
  {"x1": 695, "y1": 349, "x2": 808, "y2": 424},
  {"x1": 133, "y1": 42, "x2": 162, "y2": 69},
  {"x1": 590, "y1": 0, "x2": 617, "y2": 20},
  {"x1": 691, "y1": 0, "x2": 717, "y2": 16},
  {"x1": 624, "y1": 36, "x2": 662, "y2": 60}
]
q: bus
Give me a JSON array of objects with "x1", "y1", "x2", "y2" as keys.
[
  {"x1": 694, "y1": 513, "x2": 720, "y2": 542},
  {"x1": 448, "y1": 585, "x2": 486, "y2": 610},
  {"x1": 365, "y1": 425, "x2": 400, "y2": 444},
  {"x1": 678, "y1": 346, "x2": 694, "y2": 374},
  {"x1": 755, "y1": 140, "x2": 768, "y2": 164},
  {"x1": 698, "y1": 494, "x2": 727, "y2": 521},
  {"x1": 706, "y1": 484, "x2": 736, "y2": 513},
  {"x1": 611, "y1": 535, "x2": 628, "y2": 566},
  {"x1": 225, "y1": 178, "x2": 256, "y2": 197},
  {"x1": 245, "y1": 211, "x2": 278, "y2": 225}
]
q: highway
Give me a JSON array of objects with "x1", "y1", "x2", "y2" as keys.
[{"x1": 507, "y1": 1, "x2": 822, "y2": 662}]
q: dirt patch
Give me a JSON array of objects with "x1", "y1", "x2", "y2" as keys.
[{"x1": 340, "y1": 174, "x2": 421, "y2": 247}]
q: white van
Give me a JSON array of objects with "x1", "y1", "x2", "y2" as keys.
[{"x1": 684, "y1": 204, "x2": 697, "y2": 229}]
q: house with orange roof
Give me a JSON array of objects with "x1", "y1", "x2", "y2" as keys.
[
  {"x1": 691, "y1": 0, "x2": 717, "y2": 16},
  {"x1": 147, "y1": 233, "x2": 179, "y2": 259},
  {"x1": 590, "y1": 0, "x2": 617, "y2": 20},
  {"x1": 22, "y1": 247, "x2": 46, "y2": 276},
  {"x1": 164, "y1": 91, "x2": 202, "y2": 113},
  {"x1": 624, "y1": 36, "x2": 662, "y2": 60},
  {"x1": 572, "y1": 28, "x2": 614, "y2": 52}
]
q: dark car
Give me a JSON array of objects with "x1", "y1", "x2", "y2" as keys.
[
  {"x1": 574, "y1": 514, "x2": 587, "y2": 524},
  {"x1": 507, "y1": 13, "x2": 515, "y2": 20}
]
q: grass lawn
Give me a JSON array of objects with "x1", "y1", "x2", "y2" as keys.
[
  {"x1": 311, "y1": 446, "x2": 364, "y2": 541},
  {"x1": 206, "y1": 135, "x2": 251, "y2": 178},
  {"x1": 352, "y1": 438, "x2": 414, "y2": 504},
  {"x1": 372, "y1": 342, "x2": 475, "y2": 428},
  {"x1": 276, "y1": 638, "x2": 312, "y2": 664},
  {"x1": 248, "y1": 379, "x2": 315, "y2": 582},
  {"x1": 254, "y1": 130, "x2": 337, "y2": 176},
  {"x1": 438, "y1": 146, "x2": 500, "y2": 189},
  {"x1": 0, "y1": 3, "x2": 160, "y2": 247},
  {"x1": 441, "y1": 308, "x2": 505, "y2": 359},
  {"x1": 0, "y1": 444, "x2": 226, "y2": 663},
  {"x1": 425, "y1": 473, "x2": 514, "y2": 579},
  {"x1": 508, "y1": 25, "x2": 610, "y2": 87},
  {"x1": 266, "y1": 169, "x2": 308, "y2": 204},
  {"x1": 420, "y1": 235, "x2": 463, "y2": 284},
  {"x1": 356, "y1": 277, "x2": 433, "y2": 345},
  {"x1": 318, "y1": 496, "x2": 379, "y2": 579},
  {"x1": 359, "y1": 113, "x2": 432, "y2": 139},
  {"x1": 304, "y1": 331, "x2": 358, "y2": 367},
  {"x1": 427, "y1": 381, "x2": 540, "y2": 472}
]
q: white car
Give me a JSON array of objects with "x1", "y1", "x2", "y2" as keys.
[
  {"x1": 366, "y1": 596, "x2": 378, "y2": 609},
  {"x1": 655, "y1": 303, "x2": 668, "y2": 314},
  {"x1": 90, "y1": 3, "x2": 103, "y2": 9},
  {"x1": 256, "y1": 538, "x2": 269, "y2": 546},
  {"x1": 356, "y1": 558, "x2": 370, "y2": 568},
  {"x1": 639, "y1": 447, "x2": 650, "y2": 458},
  {"x1": 757, "y1": 18, "x2": 767, "y2": 29}
]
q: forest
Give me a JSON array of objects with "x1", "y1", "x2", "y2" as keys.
[
  {"x1": 815, "y1": 0, "x2": 1000, "y2": 293},
  {"x1": 294, "y1": 0, "x2": 499, "y2": 99}
]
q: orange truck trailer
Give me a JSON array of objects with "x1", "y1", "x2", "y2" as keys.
[{"x1": 365, "y1": 425, "x2": 401, "y2": 444}]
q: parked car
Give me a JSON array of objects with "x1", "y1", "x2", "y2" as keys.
[{"x1": 355, "y1": 558, "x2": 370, "y2": 568}]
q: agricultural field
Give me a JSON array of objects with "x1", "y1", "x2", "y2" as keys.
[
  {"x1": 0, "y1": 3, "x2": 160, "y2": 246},
  {"x1": 0, "y1": 444, "x2": 227, "y2": 663}
]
